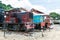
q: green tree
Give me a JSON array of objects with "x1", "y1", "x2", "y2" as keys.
[
  {"x1": 5, "y1": 5, "x2": 13, "y2": 11},
  {"x1": 57, "y1": 15, "x2": 60, "y2": 19},
  {"x1": 49, "y1": 12, "x2": 59, "y2": 19},
  {"x1": 0, "y1": 1, "x2": 13, "y2": 11}
]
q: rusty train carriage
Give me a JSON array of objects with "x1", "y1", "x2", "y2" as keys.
[
  {"x1": 5, "y1": 10, "x2": 34, "y2": 31},
  {"x1": 0, "y1": 8, "x2": 51, "y2": 32}
]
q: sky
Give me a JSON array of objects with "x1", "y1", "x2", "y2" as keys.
[{"x1": 0, "y1": 0, "x2": 60, "y2": 15}]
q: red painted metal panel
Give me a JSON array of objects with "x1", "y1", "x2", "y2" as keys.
[
  {"x1": 5, "y1": 16, "x2": 11, "y2": 23},
  {"x1": 21, "y1": 13, "x2": 31, "y2": 22},
  {"x1": 5, "y1": 16, "x2": 18, "y2": 23}
]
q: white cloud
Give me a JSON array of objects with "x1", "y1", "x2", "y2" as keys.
[
  {"x1": 1, "y1": 0, "x2": 32, "y2": 10},
  {"x1": 1, "y1": 0, "x2": 20, "y2": 7},
  {"x1": 32, "y1": 5, "x2": 47, "y2": 14},
  {"x1": 1, "y1": 0, "x2": 47, "y2": 14},
  {"x1": 18, "y1": 0, "x2": 32, "y2": 10},
  {"x1": 47, "y1": 0, "x2": 52, "y2": 3}
]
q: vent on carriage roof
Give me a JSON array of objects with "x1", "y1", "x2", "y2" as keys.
[{"x1": 31, "y1": 8, "x2": 44, "y2": 14}]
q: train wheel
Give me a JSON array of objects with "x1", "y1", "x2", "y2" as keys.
[{"x1": 20, "y1": 26, "x2": 27, "y2": 32}]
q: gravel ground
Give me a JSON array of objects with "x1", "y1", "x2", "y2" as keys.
[{"x1": 0, "y1": 24, "x2": 60, "y2": 40}]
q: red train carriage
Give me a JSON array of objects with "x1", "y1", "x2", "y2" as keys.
[{"x1": 5, "y1": 11, "x2": 34, "y2": 31}]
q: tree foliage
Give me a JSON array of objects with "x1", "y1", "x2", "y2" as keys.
[
  {"x1": 0, "y1": 1, "x2": 13, "y2": 11},
  {"x1": 49, "y1": 12, "x2": 60, "y2": 19}
]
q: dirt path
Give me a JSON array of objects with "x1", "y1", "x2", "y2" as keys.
[{"x1": 0, "y1": 24, "x2": 60, "y2": 40}]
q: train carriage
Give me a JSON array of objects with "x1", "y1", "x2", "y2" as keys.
[
  {"x1": 32, "y1": 12, "x2": 45, "y2": 30},
  {"x1": 5, "y1": 11, "x2": 34, "y2": 31},
  {"x1": 0, "y1": 8, "x2": 51, "y2": 32}
]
